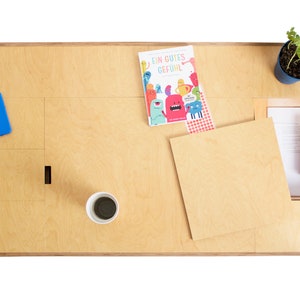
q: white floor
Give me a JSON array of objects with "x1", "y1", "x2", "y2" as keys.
[
  {"x1": 1, "y1": 0, "x2": 299, "y2": 43},
  {"x1": 1, "y1": 1, "x2": 300, "y2": 298}
]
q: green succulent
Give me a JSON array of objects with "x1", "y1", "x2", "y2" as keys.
[{"x1": 286, "y1": 27, "x2": 300, "y2": 69}]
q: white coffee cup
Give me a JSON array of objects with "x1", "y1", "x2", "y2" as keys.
[{"x1": 86, "y1": 192, "x2": 119, "y2": 224}]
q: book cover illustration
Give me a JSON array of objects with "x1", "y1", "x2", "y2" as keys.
[{"x1": 138, "y1": 45, "x2": 214, "y2": 132}]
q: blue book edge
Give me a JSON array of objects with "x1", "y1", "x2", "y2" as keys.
[{"x1": 0, "y1": 93, "x2": 12, "y2": 136}]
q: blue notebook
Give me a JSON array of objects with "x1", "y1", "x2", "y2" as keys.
[{"x1": 0, "y1": 93, "x2": 12, "y2": 136}]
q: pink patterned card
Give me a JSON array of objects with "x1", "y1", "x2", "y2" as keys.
[{"x1": 185, "y1": 88, "x2": 215, "y2": 134}]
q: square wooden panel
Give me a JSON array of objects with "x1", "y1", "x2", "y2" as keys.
[
  {"x1": 0, "y1": 150, "x2": 44, "y2": 202},
  {"x1": 192, "y1": 229, "x2": 255, "y2": 254},
  {"x1": 170, "y1": 118, "x2": 293, "y2": 240},
  {"x1": 0, "y1": 98, "x2": 44, "y2": 149}
]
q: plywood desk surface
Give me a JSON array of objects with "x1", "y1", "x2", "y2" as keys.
[{"x1": 1, "y1": 43, "x2": 300, "y2": 255}]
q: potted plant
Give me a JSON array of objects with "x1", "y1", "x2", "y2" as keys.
[{"x1": 274, "y1": 27, "x2": 300, "y2": 84}]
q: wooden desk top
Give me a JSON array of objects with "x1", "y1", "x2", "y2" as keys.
[{"x1": 1, "y1": 43, "x2": 300, "y2": 255}]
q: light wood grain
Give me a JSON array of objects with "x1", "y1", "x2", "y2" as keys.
[
  {"x1": 0, "y1": 98, "x2": 44, "y2": 149},
  {"x1": 191, "y1": 229, "x2": 255, "y2": 253},
  {"x1": 254, "y1": 98, "x2": 300, "y2": 121},
  {"x1": 0, "y1": 43, "x2": 300, "y2": 254},
  {"x1": 170, "y1": 119, "x2": 293, "y2": 240},
  {"x1": 44, "y1": 98, "x2": 189, "y2": 253},
  {"x1": 0, "y1": 199, "x2": 46, "y2": 253},
  {"x1": 0, "y1": 150, "x2": 45, "y2": 253},
  {"x1": 0, "y1": 44, "x2": 299, "y2": 99},
  {"x1": 0, "y1": 150, "x2": 44, "y2": 202},
  {"x1": 208, "y1": 97, "x2": 254, "y2": 128},
  {"x1": 42, "y1": 98, "x2": 257, "y2": 253}
]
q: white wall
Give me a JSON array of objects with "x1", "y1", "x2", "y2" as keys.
[
  {"x1": 1, "y1": 0, "x2": 299, "y2": 43},
  {"x1": 1, "y1": 1, "x2": 300, "y2": 299}
]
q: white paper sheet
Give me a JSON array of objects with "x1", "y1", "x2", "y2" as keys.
[{"x1": 268, "y1": 107, "x2": 300, "y2": 196}]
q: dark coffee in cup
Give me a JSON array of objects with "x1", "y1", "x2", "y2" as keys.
[
  {"x1": 93, "y1": 197, "x2": 117, "y2": 220},
  {"x1": 86, "y1": 192, "x2": 119, "y2": 224}
]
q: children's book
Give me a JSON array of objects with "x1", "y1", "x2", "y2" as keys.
[{"x1": 138, "y1": 45, "x2": 214, "y2": 131}]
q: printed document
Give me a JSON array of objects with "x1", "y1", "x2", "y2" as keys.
[{"x1": 268, "y1": 107, "x2": 300, "y2": 196}]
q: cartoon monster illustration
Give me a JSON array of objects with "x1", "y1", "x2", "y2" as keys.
[
  {"x1": 175, "y1": 79, "x2": 193, "y2": 96},
  {"x1": 165, "y1": 85, "x2": 172, "y2": 96},
  {"x1": 162, "y1": 85, "x2": 189, "y2": 122},
  {"x1": 185, "y1": 100, "x2": 203, "y2": 119},
  {"x1": 150, "y1": 99, "x2": 166, "y2": 125},
  {"x1": 145, "y1": 83, "x2": 157, "y2": 116},
  {"x1": 141, "y1": 60, "x2": 150, "y2": 74},
  {"x1": 155, "y1": 84, "x2": 162, "y2": 94},
  {"x1": 191, "y1": 85, "x2": 201, "y2": 100},
  {"x1": 143, "y1": 71, "x2": 151, "y2": 91},
  {"x1": 182, "y1": 57, "x2": 196, "y2": 71},
  {"x1": 189, "y1": 72, "x2": 199, "y2": 87},
  {"x1": 182, "y1": 57, "x2": 199, "y2": 88}
]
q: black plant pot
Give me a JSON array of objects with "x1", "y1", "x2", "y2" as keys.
[{"x1": 274, "y1": 41, "x2": 300, "y2": 84}]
